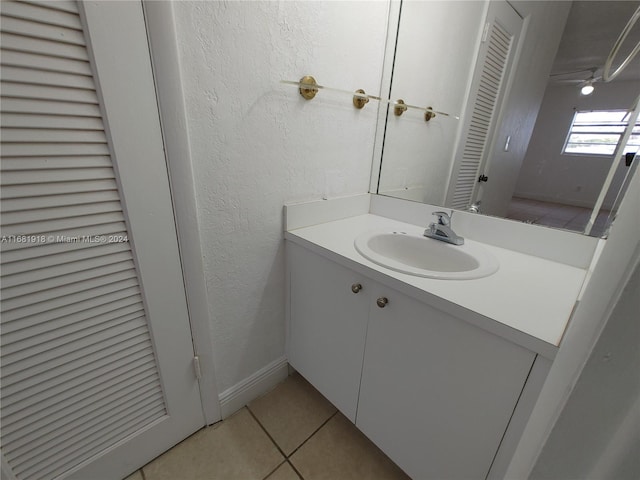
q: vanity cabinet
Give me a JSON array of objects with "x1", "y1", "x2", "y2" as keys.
[
  {"x1": 287, "y1": 242, "x2": 539, "y2": 479},
  {"x1": 357, "y1": 282, "x2": 535, "y2": 480}
]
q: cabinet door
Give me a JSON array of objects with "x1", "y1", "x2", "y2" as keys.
[
  {"x1": 287, "y1": 244, "x2": 369, "y2": 421},
  {"x1": 357, "y1": 284, "x2": 536, "y2": 480}
]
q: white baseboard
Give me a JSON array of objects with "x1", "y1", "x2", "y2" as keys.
[{"x1": 218, "y1": 356, "x2": 289, "y2": 419}]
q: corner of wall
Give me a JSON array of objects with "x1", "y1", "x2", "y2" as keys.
[
  {"x1": 284, "y1": 194, "x2": 371, "y2": 231},
  {"x1": 218, "y1": 356, "x2": 289, "y2": 419}
]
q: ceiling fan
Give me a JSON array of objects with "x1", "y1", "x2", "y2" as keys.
[
  {"x1": 548, "y1": 5, "x2": 640, "y2": 96},
  {"x1": 549, "y1": 67, "x2": 602, "y2": 95}
]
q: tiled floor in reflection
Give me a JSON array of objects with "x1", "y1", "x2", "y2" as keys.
[
  {"x1": 506, "y1": 197, "x2": 611, "y2": 237},
  {"x1": 125, "y1": 373, "x2": 409, "y2": 480}
]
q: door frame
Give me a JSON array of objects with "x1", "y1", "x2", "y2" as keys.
[
  {"x1": 85, "y1": 0, "x2": 221, "y2": 428},
  {"x1": 139, "y1": 1, "x2": 221, "y2": 425},
  {"x1": 76, "y1": 0, "x2": 208, "y2": 474}
]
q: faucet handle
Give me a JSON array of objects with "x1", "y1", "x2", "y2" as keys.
[{"x1": 432, "y1": 211, "x2": 451, "y2": 226}]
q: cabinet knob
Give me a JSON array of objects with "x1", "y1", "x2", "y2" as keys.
[
  {"x1": 376, "y1": 297, "x2": 389, "y2": 308},
  {"x1": 351, "y1": 283, "x2": 362, "y2": 294}
]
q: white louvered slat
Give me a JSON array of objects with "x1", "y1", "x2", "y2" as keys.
[
  {"x1": 1, "y1": 4, "x2": 170, "y2": 479},
  {"x1": 12, "y1": 391, "x2": 163, "y2": 465},
  {"x1": 0, "y1": 142, "x2": 108, "y2": 156},
  {"x1": 0, "y1": 112, "x2": 104, "y2": 129},
  {"x1": 0, "y1": 98, "x2": 102, "y2": 116},
  {"x1": 478, "y1": 82, "x2": 500, "y2": 97},
  {"x1": 488, "y1": 42, "x2": 509, "y2": 58},
  {"x1": 2, "y1": 322, "x2": 147, "y2": 381},
  {"x1": 0, "y1": 16, "x2": 86, "y2": 45},
  {"x1": 15, "y1": 395, "x2": 162, "y2": 478},
  {"x1": 477, "y1": 92, "x2": 499, "y2": 111},
  {"x1": 1, "y1": 168, "x2": 114, "y2": 185},
  {"x1": 1, "y1": 277, "x2": 140, "y2": 320},
  {"x1": 20, "y1": 0, "x2": 79, "y2": 14},
  {"x1": 2, "y1": 347, "x2": 156, "y2": 429},
  {"x1": 1, "y1": 296, "x2": 144, "y2": 348},
  {"x1": 1, "y1": 267, "x2": 136, "y2": 310},
  {"x1": 5, "y1": 376, "x2": 160, "y2": 459},
  {"x1": 1, "y1": 307, "x2": 144, "y2": 358},
  {"x1": 0, "y1": 231, "x2": 127, "y2": 263},
  {"x1": 2, "y1": 360, "x2": 159, "y2": 449},
  {"x1": 2, "y1": 327, "x2": 150, "y2": 404},
  {"x1": 0, "y1": 211, "x2": 126, "y2": 236},
  {"x1": 1, "y1": 324, "x2": 149, "y2": 388},
  {"x1": 0, "y1": 156, "x2": 112, "y2": 171},
  {"x1": 1, "y1": 81, "x2": 99, "y2": 103},
  {"x1": 0, "y1": 50, "x2": 92, "y2": 75},
  {"x1": 1, "y1": 250, "x2": 133, "y2": 289},
  {"x1": 481, "y1": 63, "x2": 501, "y2": 82},
  {"x1": 4, "y1": 283, "x2": 143, "y2": 334},
  {"x1": 0, "y1": 1, "x2": 82, "y2": 29},
  {"x1": 7, "y1": 380, "x2": 162, "y2": 461},
  {"x1": 1, "y1": 296, "x2": 146, "y2": 358},
  {"x1": 2, "y1": 226, "x2": 127, "y2": 263},
  {"x1": 0, "y1": 188, "x2": 119, "y2": 210},
  {"x1": 3, "y1": 201, "x2": 122, "y2": 225},
  {"x1": 24, "y1": 403, "x2": 165, "y2": 480},
  {"x1": 0, "y1": 222, "x2": 127, "y2": 253},
  {"x1": 2, "y1": 249, "x2": 133, "y2": 284},
  {"x1": 2, "y1": 355, "x2": 157, "y2": 448},
  {"x1": 1, "y1": 349, "x2": 155, "y2": 441},
  {"x1": 5, "y1": 361, "x2": 156, "y2": 423},
  {"x1": 1, "y1": 264, "x2": 137, "y2": 314},
  {"x1": 0, "y1": 32, "x2": 88, "y2": 60},
  {"x1": 1, "y1": 179, "x2": 117, "y2": 199},
  {"x1": 1, "y1": 328, "x2": 150, "y2": 396},
  {"x1": 451, "y1": 21, "x2": 513, "y2": 209},
  {"x1": 1, "y1": 127, "x2": 106, "y2": 143},
  {"x1": 0, "y1": 65, "x2": 95, "y2": 89}
]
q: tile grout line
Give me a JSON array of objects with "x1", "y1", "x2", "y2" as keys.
[
  {"x1": 245, "y1": 406, "x2": 289, "y2": 459},
  {"x1": 286, "y1": 458, "x2": 305, "y2": 480},
  {"x1": 261, "y1": 459, "x2": 288, "y2": 480},
  {"x1": 286, "y1": 410, "x2": 339, "y2": 459},
  {"x1": 247, "y1": 404, "x2": 339, "y2": 480},
  {"x1": 244, "y1": 406, "x2": 293, "y2": 480}
]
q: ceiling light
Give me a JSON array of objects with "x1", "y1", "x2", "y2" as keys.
[{"x1": 581, "y1": 82, "x2": 595, "y2": 96}]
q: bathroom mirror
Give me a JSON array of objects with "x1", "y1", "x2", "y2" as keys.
[{"x1": 373, "y1": 0, "x2": 640, "y2": 237}]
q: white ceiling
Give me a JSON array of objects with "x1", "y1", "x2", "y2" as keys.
[{"x1": 550, "y1": 0, "x2": 640, "y2": 84}]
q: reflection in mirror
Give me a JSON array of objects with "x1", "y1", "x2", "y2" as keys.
[{"x1": 375, "y1": 0, "x2": 640, "y2": 237}]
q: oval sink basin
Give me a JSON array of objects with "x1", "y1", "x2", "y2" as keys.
[{"x1": 354, "y1": 230, "x2": 499, "y2": 280}]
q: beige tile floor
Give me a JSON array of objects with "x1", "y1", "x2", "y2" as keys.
[
  {"x1": 125, "y1": 373, "x2": 409, "y2": 480},
  {"x1": 506, "y1": 196, "x2": 611, "y2": 236}
]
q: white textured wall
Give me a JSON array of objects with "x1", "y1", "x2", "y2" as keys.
[
  {"x1": 172, "y1": 1, "x2": 389, "y2": 392},
  {"x1": 515, "y1": 81, "x2": 639, "y2": 208}
]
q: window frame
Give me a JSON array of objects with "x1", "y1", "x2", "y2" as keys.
[{"x1": 562, "y1": 109, "x2": 638, "y2": 157}]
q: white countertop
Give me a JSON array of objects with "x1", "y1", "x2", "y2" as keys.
[{"x1": 286, "y1": 214, "x2": 588, "y2": 358}]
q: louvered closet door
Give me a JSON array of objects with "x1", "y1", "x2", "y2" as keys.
[
  {"x1": 0, "y1": 2, "x2": 206, "y2": 479},
  {"x1": 446, "y1": 1, "x2": 523, "y2": 210}
]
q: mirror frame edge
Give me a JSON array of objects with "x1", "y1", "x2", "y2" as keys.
[{"x1": 369, "y1": 0, "x2": 402, "y2": 195}]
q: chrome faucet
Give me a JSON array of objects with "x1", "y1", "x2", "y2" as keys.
[{"x1": 424, "y1": 211, "x2": 464, "y2": 245}]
